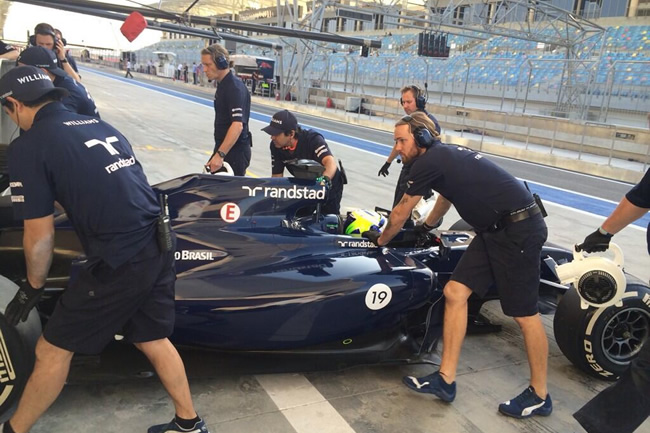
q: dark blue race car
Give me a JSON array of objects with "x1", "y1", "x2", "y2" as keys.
[{"x1": 0, "y1": 160, "x2": 648, "y2": 422}]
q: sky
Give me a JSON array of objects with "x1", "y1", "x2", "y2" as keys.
[{"x1": 3, "y1": 0, "x2": 162, "y2": 51}]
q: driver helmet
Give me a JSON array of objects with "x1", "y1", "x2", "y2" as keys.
[{"x1": 344, "y1": 209, "x2": 386, "y2": 236}]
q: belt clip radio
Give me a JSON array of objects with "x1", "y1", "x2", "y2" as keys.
[
  {"x1": 157, "y1": 194, "x2": 173, "y2": 253},
  {"x1": 524, "y1": 181, "x2": 548, "y2": 218}
]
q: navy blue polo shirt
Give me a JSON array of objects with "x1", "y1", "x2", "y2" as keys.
[
  {"x1": 54, "y1": 75, "x2": 100, "y2": 118},
  {"x1": 0, "y1": 40, "x2": 16, "y2": 55},
  {"x1": 626, "y1": 169, "x2": 650, "y2": 254},
  {"x1": 213, "y1": 71, "x2": 250, "y2": 152},
  {"x1": 406, "y1": 143, "x2": 533, "y2": 232},
  {"x1": 422, "y1": 109, "x2": 441, "y2": 134},
  {"x1": 8, "y1": 102, "x2": 159, "y2": 268},
  {"x1": 270, "y1": 129, "x2": 333, "y2": 175}
]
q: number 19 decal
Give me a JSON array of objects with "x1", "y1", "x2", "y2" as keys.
[{"x1": 365, "y1": 284, "x2": 393, "y2": 310}]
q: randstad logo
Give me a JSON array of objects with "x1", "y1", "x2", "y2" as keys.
[{"x1": 242, "y1": 185, "x2": 326, "y2": 200}]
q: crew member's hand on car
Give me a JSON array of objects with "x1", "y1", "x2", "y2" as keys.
[
  {"x1": 378, "y1": 161, "x2": 391, "y2": 177},
  {"x1": 317, "y1": 175, "x2": 332, "y2": 189},
  {"x1": 576, "y1": 227, "x2": 613, "y2": 253},
  {"x1": 362, "y1": 230, "x2": 381, "y2": 246},
  {"x1": 414, "y1": 221, "x2": 436, "y2": 234},
  {"x1": 206, "y1": 153, "x2": 224, "y2": 174},
  {"x1": 4, "y1": 280, "x2": 44, "y2": 326}
]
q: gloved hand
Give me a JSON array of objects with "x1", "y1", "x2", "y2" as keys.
[
  {"x1": 414, "y1": 221, "x2": 436, "y2": 234},
  {"x1": 378, "y1": 162, "x2": 391, "y2": 177},
  {"x1": 362, "y1": 230, "x2": 381, "y2": 246},
  {"x1": 576, "y1": 228, "x2": 613, "y2": 253},
  {"x1": 317, "y1": 175, "x2": 332, "y2": 189},
  {"x1": 4, "y1": 280, "x2": 44, "y2": 326}
]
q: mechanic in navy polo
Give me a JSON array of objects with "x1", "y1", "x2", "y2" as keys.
[
  {"x1": 201, "y1": 43, "x2": 251, "y2": 176},
  {"x1": 0, "y1": 66, "x2": 209, "y2": 433},
  {"x1": 16, "y1": 46, "x2": 100, "y2": 118},
  {"x1": 262, "y1": 110, "x2": 344, "y2": 214},
  {"x1": 363, "y1": 112, "x2": 552, "y2": 419}
]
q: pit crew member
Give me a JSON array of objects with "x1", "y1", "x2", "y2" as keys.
[
  {"x1": 17, "y1": 46, "x2": 100, "y2": 118},
  {"x1": 364, "y1": 111, "x2": 551, "y2": 419},
  {"x1": 262, "y1": 110, "x2": 344, "y2": 215},
  {"x1": 377, "y1": 85, "x2": 441, "y2": 207},
  {"x1": 202, "y1": 43, "x2": 251, "y2": 176},
  {"x1": 0, "y1": 66, "x2": 208, "y2": 433},
  {"x1": 31, "y1": 22, "x2": 81, "y2": 82}
]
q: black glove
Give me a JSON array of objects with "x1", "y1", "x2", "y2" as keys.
[
  {"x1": 4, "y1": 280, "x2": 44, "y2": 326},
  {"x1": 378, "y1": 161, "x2": 391, "y2": 177},
  {"x1": 362, "y1": 230, "x2": 381, "y2": 246},
  {"x1": 576, "y1": 228, "x2": 613, "y2": 253},
  {"x1": 414, "y1": 221, "x2": 436, "y2": 234}
]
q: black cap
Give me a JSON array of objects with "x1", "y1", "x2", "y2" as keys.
[
  {"x1": 17, "y1": 46, "x2": 67, "y2": 78},
  {"x1": 0, "y1": 65, "x2": 68, "y2": 104},
  {"x1": 262, "y1": 110, "x2": 298, "y2": 136}
]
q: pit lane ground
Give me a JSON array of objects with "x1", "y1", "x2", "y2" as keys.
[{"x1": 21, "y1": 66, "x2": 650, "y2": 433}]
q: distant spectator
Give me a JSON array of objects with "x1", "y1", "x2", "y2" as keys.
[
  {"x1": 147, "y1": 59, "x2": 153, "y2": 74},
  {"x1": 177, "y1": 63, "x2": 182, "y2": 81},
  {"x1": 32, "y1": 23, "x2": 81, "y2": 82},
  {"x1": 192, "y1": 62, "x2": 198, "y2": 84},
  {"x1": 0, "y1": 40, "x2": 18, "y2": 60},
  {"x1": 251, "y1": 70, "x2": 262, "y2": 95},
  {"x1": 197, "y1": 62, "x2": 205, "y2": 86},
  {"x1": 183, "y1": 63, "x2": 189, "y2": 83},
  {"x1": 125, "y1": 60, "x2": 134, "y2": 78}
]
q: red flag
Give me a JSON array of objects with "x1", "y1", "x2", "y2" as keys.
[{"x1": 120, "y1": 11, "x2": 147, "y2": 42}]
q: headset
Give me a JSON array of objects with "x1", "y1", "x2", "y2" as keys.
[
  {"x1": 401, "y1": 115, "x2": 435, "y2": 148},
  {"x1": 400, "y1": 85, "x2": 427, "y2": 111},
  {"x1": 29, "y1": 30, "x2": 59, "y2": 47},
  {"x1": 206, "y1": 45, "x2": 229, "y2": 70}
]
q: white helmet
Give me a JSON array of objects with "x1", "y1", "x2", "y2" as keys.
[{"x1": 555, "y1": 243, "x2": 626, "y2": 309}]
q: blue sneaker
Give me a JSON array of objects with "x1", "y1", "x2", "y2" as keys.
[
  {"x1": 498, "y1": 386, "x2": 553, "y2": 419},
  {"x1": 147, "y1": 418, "x2": 210, "y2": 433},
  {"x1": 402, "y1": 371, "x2": 456, "y2": 402}
]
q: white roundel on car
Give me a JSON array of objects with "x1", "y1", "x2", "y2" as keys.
[
  {"x1": 220, "y1": 202, "x2": 241, "y2": 223},
  {"x1": 365, "y1": 284, "x2": 393, "y2": 310}
]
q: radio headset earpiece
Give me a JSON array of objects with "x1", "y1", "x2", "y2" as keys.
[
  {"x1": 400, "y1": 85, "x2": 427, "y2": 111},
  {"x1": 208, "y1": 46, "x2": 229, "y2": 70},
  {"x1": 402, "y1": 115, "x2": 435, "y2": 149}
]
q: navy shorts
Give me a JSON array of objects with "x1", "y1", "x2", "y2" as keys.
[
  {"x1": 450, "y1": 213, "x2": 547, "y2": 317},
  {"x1": 43, "y1": 235, "x2": 176, "y2": 355}
]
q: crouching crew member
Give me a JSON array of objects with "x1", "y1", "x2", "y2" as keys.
[
  {"x1": 0, "y1": 66, "x2": 209, "y2": 433},
  {"x1": 363, "y1": 112, "x2": 551, "y2": 420},
  {"x1": 262, "y1": 110, "x2": 344, "y2": 214},
  {"x1": 17, "y1": 46, "x2": 100, "y2": 118}
]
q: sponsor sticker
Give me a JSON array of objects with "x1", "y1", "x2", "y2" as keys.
[
  {"x1": 220, "y1": 202, "x2": 240, "y2": 223},
  {"x1": 365, "y1": 284, "x2": 392, "y2": 311}
]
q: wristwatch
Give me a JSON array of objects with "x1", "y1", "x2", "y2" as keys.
[
  {"x1": 217, "y1": 150, "x2": 227, "y2": 159},
  {"x1": 60, "y1": 58, "x2": 68, "y2": 64}
]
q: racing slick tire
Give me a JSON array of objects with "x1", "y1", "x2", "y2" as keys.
[
  {"x1": 0, "y1": 275, "x2": 41, "y2": 423},
  {"x1": 448, "y1": 218, "x2": 473, "y2": 232},
  {"x1": 554, "y1": 284, "x2": 650, "y2": 381}
]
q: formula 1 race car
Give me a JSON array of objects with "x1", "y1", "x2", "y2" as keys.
[{"x1": 0, "y1": 160, "x2": 648, "y2": 422}]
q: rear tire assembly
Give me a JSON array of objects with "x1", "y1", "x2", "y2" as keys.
[
  {"x1": 0, "y1": 275, "x2": 41, "y2": 423},
  {"x1": 554, "y1": 284, "x2": 650, "y2": 381}
]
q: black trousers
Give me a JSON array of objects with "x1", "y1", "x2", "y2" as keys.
[
  {"x1": 219, "y1": 144, "x2": 251, "y2": 177},
  {"x1": 574, "y1": 341, "x2": 650, "y2": 433},
  {"x1": 322, "y1": 170, "x2": 344, "y2": 215}
]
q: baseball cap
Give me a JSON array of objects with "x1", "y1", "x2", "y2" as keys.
[
  {"x1": 262, "y1": 110, "x2": 298, "y2": 136},
  {"x1": 0, "y1": 65, "x2": 68, "y2": 104},
  {"x1": 16, "y1": 46, "x2": 67, "y2": 78}
]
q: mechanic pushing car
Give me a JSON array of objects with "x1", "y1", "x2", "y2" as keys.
[
  {"x1": 202, "y1": 43, "x2": 252, "y2": 176},
  {"x1": 262, "y1": 109, "x2": 344, "y2": 214},
  {"x1": 572, "y1": 168, "x2": 650, "y2": 433},
  {"x1": 0, "y1": 66, "x2": 209, "y2": 433},
  {"x1": 363, "y1": 111, "x2": 551, "y2": 419}
]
